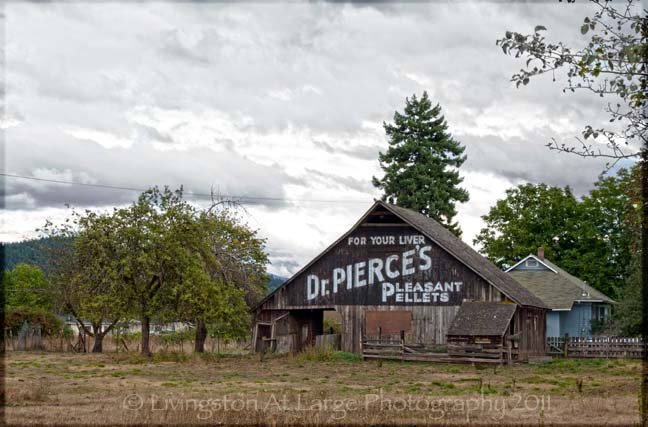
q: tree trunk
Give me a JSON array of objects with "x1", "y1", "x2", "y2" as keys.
[
  {"x1": 195, "y1": 320, "x2": 207, "y2": 353},
  {"x1": 141, "y1": 316, "x2": 151, "y2": 356},
  {"x1": 91, "y1": 323, "x2": 104, "y2": 353}
]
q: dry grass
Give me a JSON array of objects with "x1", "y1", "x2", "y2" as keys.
[{"x1": 4, "y1": 350, "x2": 641, "y2": 425}]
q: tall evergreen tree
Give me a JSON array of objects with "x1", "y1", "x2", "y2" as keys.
[{"x1": 372, "y1": 92, "x2": 469, "y2": 236}]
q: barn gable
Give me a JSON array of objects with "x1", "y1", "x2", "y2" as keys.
[{"x1": 254, "y1": 201, "x2": 545, "y2": 311}]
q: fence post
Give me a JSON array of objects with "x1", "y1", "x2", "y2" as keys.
[
  {"x1": 563, "y1": 333, "x2": 569, "y2": 358},
  {"x1": 507, "y1": 340, "x2": 512, "y2": 365},
  {"x1": 605, "y1": 336, "x2": 610, "y2": 359}
]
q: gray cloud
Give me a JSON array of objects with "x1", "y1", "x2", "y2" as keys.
[
  {"x1": 304, "y1": 168, "x2": 374, "y2": 194},
  {"x1": 460, "y1": 131, "x2": 610, "y2": 196},
  {"x1": 313, "y1": 139, "x2": 382, "y2": 161},
  {"x1": 3, "y1": 126, "x2": 297, "y2": 210},
  {"x1": 135, "y1": 124, "x2": 176, "y2": 145},
  {"x1": 3, "y1": 1, "x2": 620, "y2": 275}
]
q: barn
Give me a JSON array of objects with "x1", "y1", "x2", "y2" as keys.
[{"x1": 252, "y1": 201, "x2": 548, "y2": 361}]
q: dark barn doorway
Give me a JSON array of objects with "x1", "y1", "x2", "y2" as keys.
[{"x1": 292, "y1": 309, "x2": 324, "y2": 350}]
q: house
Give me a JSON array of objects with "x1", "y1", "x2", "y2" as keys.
[
  {"x1": 506, "y1": 248, "x2": 615, "y2": 338},
  {"x1": 251, "y1": 201, "x2": 548, "y2": 360}
]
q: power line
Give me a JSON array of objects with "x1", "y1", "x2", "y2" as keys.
[{"x1": 0, "y1": 173, "x2": 373, "y2": 205}]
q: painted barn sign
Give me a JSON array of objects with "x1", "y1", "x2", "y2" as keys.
[{"x1": 298, "y1": 227, "x2": 464, "y2": 306}]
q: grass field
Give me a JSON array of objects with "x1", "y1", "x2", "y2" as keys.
[{"x1": 5, "y1": 349, "x2": 641, "y2": 425}]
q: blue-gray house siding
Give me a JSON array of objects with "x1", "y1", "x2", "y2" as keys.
[
  {"x1": 547, "y1": 303, "x2": 600, "y2": 337},
  {"x1": 546, "y1": 311, "x2": 560, "y2": 337}
]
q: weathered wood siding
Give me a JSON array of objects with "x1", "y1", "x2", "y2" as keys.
[
  {"x1": 515, "y1": 306, "x2": 547, "y2": 358},
  {"x1": 253, "y1": 208, "x2": 545, "y2": 355},
  {"x1": 336, "y1": 305, "x2": 468, "y2": 353}
]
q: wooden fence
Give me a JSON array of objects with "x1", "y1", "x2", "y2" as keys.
[
  {"x1": 361, "y1": 338, "x2": 509, "y2": 365},
  {"x1": 547, "y1": 336, "x2": 644, "y2": 359}
]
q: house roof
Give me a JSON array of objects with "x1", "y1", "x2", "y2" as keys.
[
  {"x1": 447, "y1": 302, "x2": 517, "y2": 336},
  {"x1": 252, "y1": 201, "x2": 547, "y2": 311},
  {"x1": 507, "y1": 255, "x2": 615, "y2": 310}
]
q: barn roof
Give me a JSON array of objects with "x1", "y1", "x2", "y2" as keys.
[
  {"x1": 447, "y1": 302, "x2": 517, "y2": 336},
  {"x1": 507, "y1": 255, "x2": 615, "y2": 310},
  {"x1": 381, "y1": 203, "x2": 547, "y2": 308},
  {"x1": 252, "y1": 201, "x2": 547, "y2": 311}
]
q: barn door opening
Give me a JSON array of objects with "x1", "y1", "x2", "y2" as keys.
[
  {"x1": 291, "y1": 309, "x2": 324, "y2": 351},
  {"x1": 255, "y1": 323, "x2": 272, "y2": 352}
]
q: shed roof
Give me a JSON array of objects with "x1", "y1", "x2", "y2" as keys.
[
  {"x1": 507, "y1": 255, "x2": 615, "y2": 310},
  {"x1": 447, "y1": 302, "x2": 517, "y2": 336}
]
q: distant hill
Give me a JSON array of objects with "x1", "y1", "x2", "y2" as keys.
[
  {"x1": 2, "y1": 237, "x2": 288, "y2": 293},
  {"x1": 267, "y1": 273, "x2": 287, "y2": 294},
  {"x1": 2, "y1": 238, "x2": 56, "y2": 272}
]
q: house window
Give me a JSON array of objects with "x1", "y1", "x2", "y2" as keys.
[
  {"x1": 525, "y1": 259, "x2": 538, "y2": 267},
  {"x1": 596, "y1": 306, "x2": 608, "y2": 321}
]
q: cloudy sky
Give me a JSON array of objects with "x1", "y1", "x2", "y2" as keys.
[{"x1": 1, "y1": 1, "x2": 635, "y2": 277}]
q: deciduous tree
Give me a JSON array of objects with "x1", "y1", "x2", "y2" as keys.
[
  {"x1": 474, "y1": 184, "x2": 581, "y2": 268},
  {"x1": 3, "y1": 263, "x2": 52, "y2": 310},
  {"x1": 41, "y1": 213, "x2": 126, "y2": 353},
  {"x1": 475, "y1": 169, "x2": 636, "y2": 298},
  {"x1": 179, "y1": 207, "x2": 268, "y2": 353}
]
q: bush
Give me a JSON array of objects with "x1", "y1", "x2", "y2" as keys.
[
  {"x1": 323, "y1": 318, "x2": 342, "y2": 334},
  {"x1": 62, "y1": 325, "x2": 74, "y2": 340},
  {"x1": 591, "y1": 318, "x2": 612, "y2": 335},
  {"x1": 5, "y1": 306, "x2": 65, "y2": 336},
  {"x1": 158, "y1": 329, "x2": 195, "y2": 347},
  {"x1": 294, "y1": 345, "x2": 334, "y2": 362}
]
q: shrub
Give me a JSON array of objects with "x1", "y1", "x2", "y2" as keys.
[
  {"x1": 323, "y1": 318, "x2": 342, "y2": 334},
  {"x1": 5, "y1": 306, "x2": 65, "y2": 336},
  {"x1": 158, "y1": 329, "x2": 195, "y2": 349},
  {"x1": 295, "y1": 345, "x2": 335, "y2": 362}
]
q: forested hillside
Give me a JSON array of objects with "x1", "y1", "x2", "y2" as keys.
[
  {"x1": 2, "y1": 237, "x2": 287, "y2": 293},
  {"x1": 2, "y1": 238, "x2": 57, "y2": 272}
]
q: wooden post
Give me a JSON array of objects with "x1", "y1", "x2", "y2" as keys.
[
  {"x1": 400, "y1": 330, "x2": 405, "y2": 359},
  {"x1": 605, "y1": 336, "x2": 610, "y2": 359},
  {"x1": 252, "y1": 324, "x2": 259, "y2": 354},
  {"x1": 507, "y1": 340, "x2": 512, "y2": 365},
  {"x1": 563, "y1": 333, "x2": 569, "y2": 358}
]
